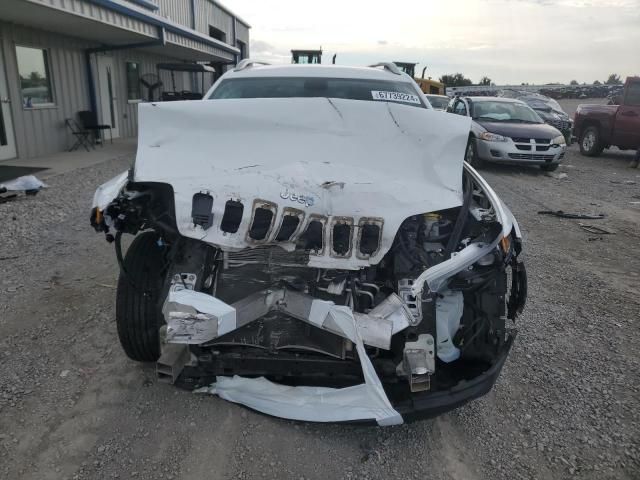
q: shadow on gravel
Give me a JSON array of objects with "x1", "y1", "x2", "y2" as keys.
[
  {"x1": 476, "y1": 163, "x2": 548, "y2": 177},
  {"x1": 595, "y1": 149, "x2": 636, "y2": 165}
]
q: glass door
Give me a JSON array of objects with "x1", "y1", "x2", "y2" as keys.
[{"x1": 0, "y1": 49, "x2": 16, "y2": 160}]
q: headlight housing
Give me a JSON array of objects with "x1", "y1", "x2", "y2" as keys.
[
  {"x1": 551, "y1": 135, "x2": 566, "y2": 146},
  {"x1": 479, "y1": 132, "x2": 508, "y2": 142}
]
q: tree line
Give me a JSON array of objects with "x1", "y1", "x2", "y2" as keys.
[{"x1": 440, "y1": 73, "x2": 624, "y2": 87}]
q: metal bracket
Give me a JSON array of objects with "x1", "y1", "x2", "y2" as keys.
[
  {"x1": 157, "y1": 344, "x2": 191, "y2": 384},
  {"x1": 400, "y1": 334, "x2": 435, "y2": 392}
]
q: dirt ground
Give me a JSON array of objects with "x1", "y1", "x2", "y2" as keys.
[{"x1": 1, "y1": 140, "x2": 639, "y2": 480}]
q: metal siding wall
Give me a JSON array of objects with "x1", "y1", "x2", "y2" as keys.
[
  {"x1": 0, "y1": 22, "x2": 199, "y2": 158},
  {"x1": 194, "y1": 0, "x2": 232, "y2": 40},
  {"x1": 0, "y1": 1, "x2": 246, "y2": 159},
  {"x1": 235, "y1": 22, "x2": 249, "y2": 44},
  {"x1": 164, "y1": 31, "x2": 233, "y2": 60},
  {"x1": 236, "y1": 21, "x2": 249, "y2": 55},
  {"x1": 35, "y1": 0, "x2": 158, "y2": 37},
  {"x1": 157, "y1": 0, "x2": 191, "y2": 29},
  {"x1": 0, "y1": 22, "x2": 92, "y2": 158}
]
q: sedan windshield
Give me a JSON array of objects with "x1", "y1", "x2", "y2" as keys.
[
  {"x1": 426, "y1": 95, "x2": 450, "y2": 110},
  {"x1": 208, "y1": 77, "x2": 426, "y2": 107},
  {"x1": 472, "y1": 101, "x2": 543, "y2": 123}
]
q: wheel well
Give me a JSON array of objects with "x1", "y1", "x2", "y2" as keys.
[{"x1": 580, "y1": 120, "x2": 601, "y2": 135}]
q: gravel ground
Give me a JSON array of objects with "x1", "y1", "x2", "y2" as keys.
[{"x1": 1, "y1": 144, "x2": 639, "y2": 480}]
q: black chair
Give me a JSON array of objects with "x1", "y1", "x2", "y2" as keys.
[
  {"x1": 77, "y1": 110, "x2": 113, "y2": 146},
  {"x1": 65, "y1": 119, "x2": 94, "y2": 152}
]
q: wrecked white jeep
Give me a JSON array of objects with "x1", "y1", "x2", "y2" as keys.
[{"x1": 91, "y1": 62, "x2": 526, "y2": 425}]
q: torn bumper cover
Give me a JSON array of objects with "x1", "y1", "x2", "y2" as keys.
[{"x1": 165, "y1": 287, "x2": 411, "y2": 425}]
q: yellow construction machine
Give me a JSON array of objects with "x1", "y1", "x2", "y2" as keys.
[{"x1": 394, "y1": 62, "x2": 445, "y2": 95}]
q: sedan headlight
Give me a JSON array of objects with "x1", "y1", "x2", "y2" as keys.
[
  {"x1": 479, "y1": 132, "x2": 508, "y2": 142},
  {"x1": 551, "y1": 135, "x2": 566, "y2": 146}
]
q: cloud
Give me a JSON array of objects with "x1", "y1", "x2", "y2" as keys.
[
  {"x1": 249, "y1": 39, "x2": 290, "y2": 63},
  {"x1": 250, "y1": 40, "x2": 276, "y2": 54},
  {"x1": 232, "y1": 0, "x2": 640, "y2": 84}
]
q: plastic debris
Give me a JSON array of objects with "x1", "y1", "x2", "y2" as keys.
[
  {"x1": 579, "y1": 223, "x2": 615, "y2": 235},
  {"x1": 538, "y1": 210, "x2": 605, "y2": 220},
  {"x1": 196, "y1": 299, "x2": 403, "y2": 426},
  {"x1": 609, "y1": 179, "x2": 636, "y2": 185},
  {"x1": 545, "y1": 172, "x2": 568, "y2": 179},
  {"x1": 0, "y1": 175, "x2": 47, "y2": 192}
]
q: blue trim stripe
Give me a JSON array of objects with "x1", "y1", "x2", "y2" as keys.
[
  {"x1": 86, "y1": 0, "x2": 240, "y2": 56},
  {"x1": 125, "y1": 0, "x2": 159, "y2": 11}
]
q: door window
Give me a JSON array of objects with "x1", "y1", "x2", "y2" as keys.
[
  {"x1": 16, "y1": 46, "x2": 54, "y2": 108},
  {"x1": 454, "y1": 100, "x2": 468, "y2": 116}
]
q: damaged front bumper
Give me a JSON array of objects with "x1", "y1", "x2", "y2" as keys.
[
  {"x1": 392, "y1": 335, "x2": 514, "y2": 422},
  {"x1": 92, "y1": 159, "x2": 527, "y2": 426}
]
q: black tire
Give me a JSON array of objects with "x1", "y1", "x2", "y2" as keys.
[
  {"x1": 465, "y1": 137, "x2": 485, "y2": 169},
  {"x1": 116, "y1": 232, "x2": 166, "y2": 362},
  {"x1": 579, "y1": 126, "x2": 604, "y2": 157},
  {"x1": 540, "y1": 163, "x2": 559, "y2": 172}
]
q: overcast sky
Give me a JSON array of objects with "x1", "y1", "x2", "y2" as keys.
[{"x1": 229, "y1": 0, "x2": 640, "y2": 85}]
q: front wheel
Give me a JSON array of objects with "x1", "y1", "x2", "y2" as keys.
[
  {"x1": 465, "y1": 137, "x2": 485, "y2": 169},
  {"x1": 579, "y1": 126, "x2": 604, "y2": 157},
  {"x1": 115, "y1": 232, "x2": 166, "y2": 362}
]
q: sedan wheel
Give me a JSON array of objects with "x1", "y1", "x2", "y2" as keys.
[
  {"x1": 465, "y1": 143, "x2": 474, "y2": 162},
  {"x1": 465, "y1": 138, "x2": 485, "y2": 168}
]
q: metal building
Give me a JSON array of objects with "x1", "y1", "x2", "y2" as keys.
[{"x1": 0, "y1": 0, "x2": 250, "y2": 160}]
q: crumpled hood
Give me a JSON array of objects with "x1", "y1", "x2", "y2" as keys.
[{"x1": 134, "y1": 98, "x2": 471, "y2": 268}]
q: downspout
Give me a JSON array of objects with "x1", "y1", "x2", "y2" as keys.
[
  {"x1": 85, "y1": 51, "x2": 98, "y2": 114},
  {"x1": 190, "y1": 0, "x2": 197, "y2": 92},
  {"x1": 232, "y1": 17, "x2": 238, "y2": 65}
]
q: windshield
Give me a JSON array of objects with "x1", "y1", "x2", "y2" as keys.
[
  {"x1": 426, "y1": 95, "x2": 450, "y2": 110},
  {"x1": 471, "y1": 101, "x2": 543, "y2": 123},
  {"x1": 208, "y1": 77, "x2": 426, "y2": 107},
  {"x1": 521, "y1": 96, "x2": 565, "y2": 115}
]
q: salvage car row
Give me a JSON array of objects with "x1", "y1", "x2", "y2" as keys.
[{"x1": 430, "y1": 76, "x2": 640, "y2": 168}]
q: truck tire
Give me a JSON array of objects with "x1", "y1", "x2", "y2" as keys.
[
  {"x1": 579, "y1": 126, "x2": 604, "y2": 157},
  {"x1": 116, "y1": 232, "x2": 166, "y2": 362},
  {"x1": 465, "y1": 137, "x2": 485, "y2": 169}
]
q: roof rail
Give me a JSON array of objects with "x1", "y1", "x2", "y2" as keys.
[
  {"x1": 234, "y1": 59, "x2": 271, "y2": 72},
  {"x1": 368, "y1": 62, "x2": 402, "y2": 75}
]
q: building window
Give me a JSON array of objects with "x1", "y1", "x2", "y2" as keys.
[
  {"x1": 16, "y1": 45, "x2": 53, "y2": 108},
  {"x1": 209, "y1": 25, "x2": 226, "y2": 43},
  {"x1": 237, "y1": 40, "x2": 246, "y2": 60},
  {"x1": 126, "y1": 62, "x2": 142, "y2": 101}
]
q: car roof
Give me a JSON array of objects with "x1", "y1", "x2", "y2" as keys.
[
  {"x1": 464, "y1": 96, "x2": 527, "y2": 105},
  {"x1": 221, "y1": 63, "x2": 416, "y2": 83},
  {"x1": 426, "y1": 94, "x2": 449, "y2": 98}
]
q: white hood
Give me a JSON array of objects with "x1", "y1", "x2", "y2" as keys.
[{"x1": 133, "y1": 98, "x2": 471, "y2": 269}]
